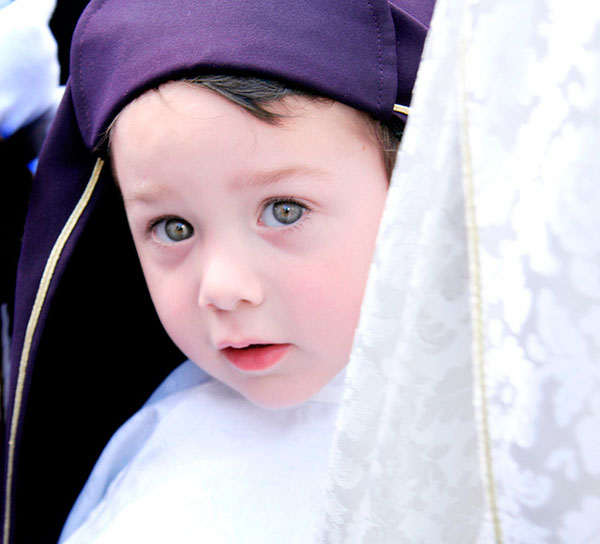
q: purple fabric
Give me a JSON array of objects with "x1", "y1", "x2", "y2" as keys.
[
  {"x1": 71, "y1": 0, "x2": 433, "y2": 149},
  {"x1": 9, "y1": 86, "x2": 98, "y2": 408}
]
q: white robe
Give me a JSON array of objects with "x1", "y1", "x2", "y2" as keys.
[{"x1": 60, "y1": 361, "x2": 344, "y2": 544}]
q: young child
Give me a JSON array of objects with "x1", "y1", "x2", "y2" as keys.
[{"x1": 2, "y1": 0, "x2": 434, "y2": 542}]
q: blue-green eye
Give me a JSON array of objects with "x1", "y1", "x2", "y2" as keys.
[
  {"x1": 154, "y1": 217, "x2": 194, "y2": 242},
  {"x1": 261, "y1": 200, "x2": 307, "y2": 227}
]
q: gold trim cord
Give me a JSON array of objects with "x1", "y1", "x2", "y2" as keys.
[
  {"x1": 2, "y1": 158, "x2": 105, "y2": 544},
  {"x1": 457, "y1": 6, "x2": 503, "y2": 543},
  {"x1": 393, "y1": 103, "x2": 410, "y2": 116}
]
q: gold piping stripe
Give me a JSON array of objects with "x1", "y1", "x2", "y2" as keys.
[
  {"x1": 460, "y1": 4, "x2": 503, "y2": 544},
  {"x1": 392, "y1": 104, "x2": 410, "y2": 116},
  {"x1": 2, "y1": 158, "x2": 105, "y2": 544},
  {"x1": 458, "y1": 9, "x2": 503, "y2": 544}
]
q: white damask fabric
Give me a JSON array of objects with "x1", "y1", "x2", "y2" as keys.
[{"x1": 317, "y1": 0, "x2": 600, "y2": 542}]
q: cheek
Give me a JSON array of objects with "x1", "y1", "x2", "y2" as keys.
[
  {"x1": 136, "y1": 256, "x2": 199, "y2": 345},
  {"x1": 302, "y1": 213, "x2": 383, "y2": 352},
  {"x1": 146, "y1": 281, "x2": 187, "y2": 337},
  {"x1": 283, "y1": 247, "x2": 373, "y2": 353},
  {"x1": 150, "y1": 287, "x2": 213, "y2": 365}
]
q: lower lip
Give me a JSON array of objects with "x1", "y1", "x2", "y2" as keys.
[{"x1": 222, "y1": 344, "x2": 291, "y2": 373}]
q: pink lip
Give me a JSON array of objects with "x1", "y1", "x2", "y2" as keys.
[{"x1": 221, "y1": 344, "x2": 291, "y2": 372}]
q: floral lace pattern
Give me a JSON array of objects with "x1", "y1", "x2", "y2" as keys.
[{"x1": 316, "y1": 0, "x2": 600, "y2": 541}]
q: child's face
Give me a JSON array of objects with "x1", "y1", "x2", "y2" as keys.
[{"x1": 112, "y1": 82, "x2": 388, "y2": 408}]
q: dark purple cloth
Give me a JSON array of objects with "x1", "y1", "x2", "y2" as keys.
[
  {"x1": 2, "y1": 1, "x2": 435, "y2": 542},
  {"x1": 70, "y1": 0, "x2": 433, "y2": 150}
]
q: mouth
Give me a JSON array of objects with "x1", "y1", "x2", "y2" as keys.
[{"x1": 221, "y1": 343, "x2": 291, "y2": 373}]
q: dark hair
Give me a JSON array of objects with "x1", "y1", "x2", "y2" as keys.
[{"x1": 186, "y1": 74, "x2": 404, "y2": 178}]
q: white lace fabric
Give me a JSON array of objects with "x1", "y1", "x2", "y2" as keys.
[{"x1": 317, "y1": 0, "x2": 600, "y2": 542}]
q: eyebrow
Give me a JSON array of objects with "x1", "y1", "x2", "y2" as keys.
[
  {"x1": 122, "y1": 182, "x2": 173, "y2": 207},
  {"x1": 229, "y1": 165, "x2": 332, "y2": 191},
  {"x1": 122, "y1": 165, "x2": 331, "y2": 206}
]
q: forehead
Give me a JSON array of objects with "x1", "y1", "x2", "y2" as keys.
[
  {"x1": 110, "y1": 81, "x2": 384, "y2": 205},
  {"x1": 112, "y1": 81, "x2": 376, "y2": 153}
]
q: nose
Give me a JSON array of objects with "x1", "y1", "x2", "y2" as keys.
[{"x1": 197, "y1": 247, "x2": 264, "y2": 311}]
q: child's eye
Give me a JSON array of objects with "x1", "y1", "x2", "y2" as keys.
[
  {"x1": 152, "y1": 217, "x2": 194, "y2": 242},
  {"x1": 260, "y1": 200, "x2": 307, "y2": 227}
]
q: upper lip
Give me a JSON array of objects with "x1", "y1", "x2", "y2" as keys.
[{"x1": 216, "y1": 340, "x2": 274, "y2": 350}]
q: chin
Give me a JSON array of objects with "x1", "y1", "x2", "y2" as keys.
[
  {"x1": 239, "y1": 380, "x2": 322, "y2": 411},
  {"x1": 243, "y1": 392, "x2": 311, "y2": 411}
]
